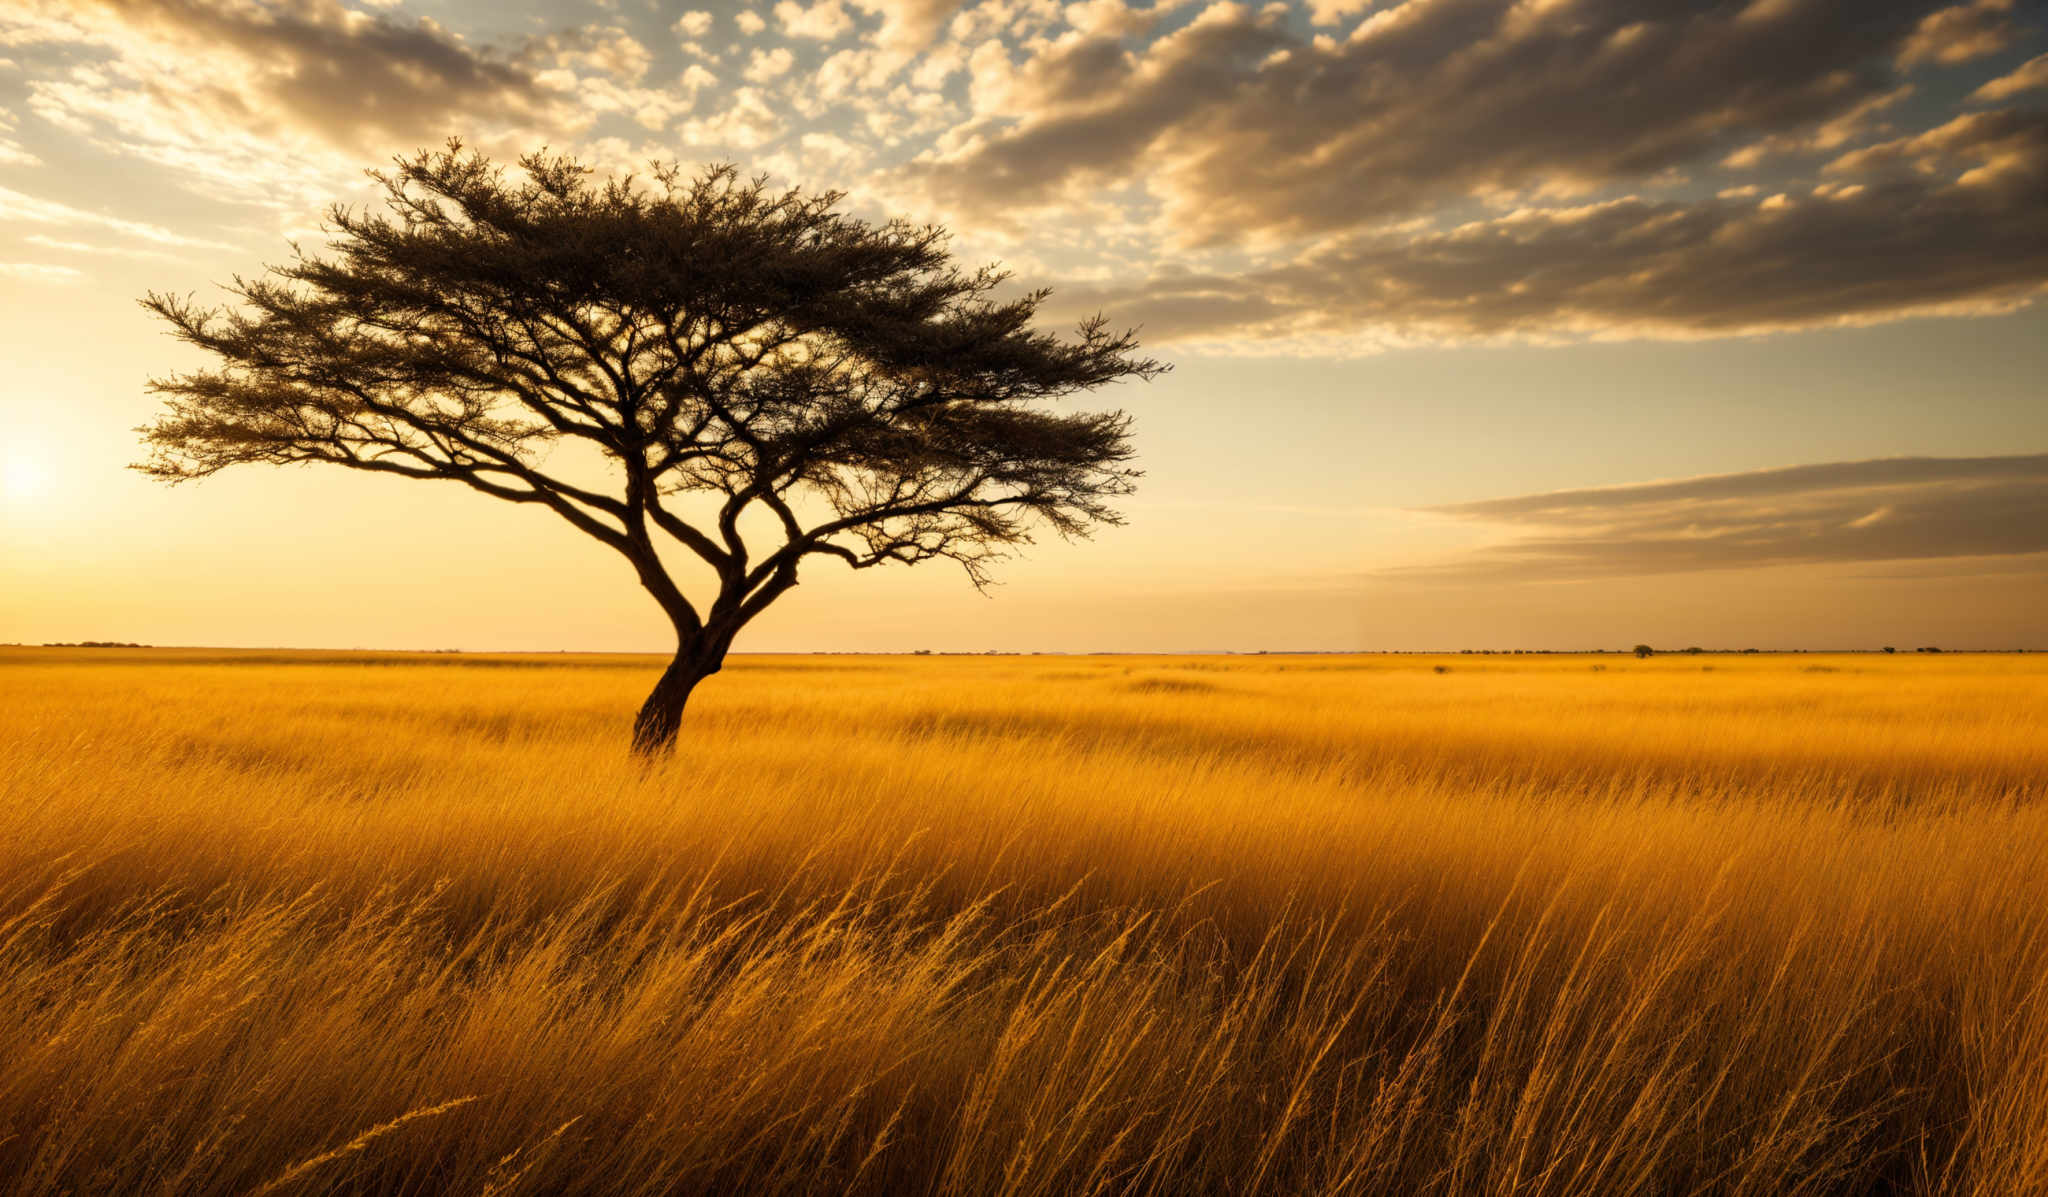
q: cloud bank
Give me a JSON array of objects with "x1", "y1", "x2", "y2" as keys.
[
  {"x1": 1418, "y1": 454, "x2": 2048, "y2": 579},
  {"x1": 1, "y1": 0, "x2": 2045, "y2": 350},
  {"x1": 914, "y1": 0, "x2": 2005, "y2": 240},
  {"x1": 1046, "y1": 109, "x2": 2048, "y2": 345}
]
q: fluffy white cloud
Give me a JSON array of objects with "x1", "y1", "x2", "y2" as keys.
[
  {"x1": 744, "y1": 47, "x2": 796, "y2": 81},
  {"x1": 680, "y1": 63, "x2": 720, "y2": 96},
  {"x1": 528, "y1": 26, "x2": 652, "y2": 81},
  {"x1": 775, "y1": 0, "x2": 857, "y2": 40},
  {"x1": 853, "y1": 0, "x2": 971, "y2": 53},
  {"x1": 679, "y1": 86, "x2": 782, "y2": 147}
]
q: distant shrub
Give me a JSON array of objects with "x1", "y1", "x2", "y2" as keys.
[
  {"x1": 1126, "y1": 677, "x2": 1221, "y2": 694},
  {"x1": 1882, "y1": 647, "x2": 1897, "y2": 654},
  {"x1": 42, "y1": 641, "x2": 148, "y2": 648},
  {"x1": 1633, "y1": 645, "x2": 1654, "y2": 659}
]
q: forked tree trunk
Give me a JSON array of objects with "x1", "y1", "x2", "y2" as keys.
[{"x1": 632, "y1": 650, "x2": 717, "y2": 755}]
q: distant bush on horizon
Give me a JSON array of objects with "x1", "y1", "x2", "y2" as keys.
[{"x1": 39, "y1": 641, "x2": 149, "y2": 648}]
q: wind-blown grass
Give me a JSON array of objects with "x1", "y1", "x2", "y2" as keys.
[{"x1": 2, "y1": 648, "x2": 2045, "y2": 1195}]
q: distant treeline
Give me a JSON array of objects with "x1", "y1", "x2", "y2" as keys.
[
  {"x1": 1454, "y1": 646, "x2": 2025, "y2": 656},
  {"x1": 36, "y1": 642, "x2": 151, "y2": 649}
]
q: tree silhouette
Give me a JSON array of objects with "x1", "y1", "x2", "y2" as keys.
[{"x1": 138, "y1": 144, "x2": 1163, "y2": 753}]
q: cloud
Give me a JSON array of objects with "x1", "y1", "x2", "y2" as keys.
[
  {"x1": 1971, "y1": 52, "x2": 2048, "y2": 102},
  {"x1": 1413, "y1": 454, "x2": 2048, "y2": 579},
  {"x1": 906, "y1": 0, "x2": 2014, "y2": 247},
  {"x1": 1, "y1": 0, "x2": 2042, "y2": 359},
  {"x1": 15, "y1": 0, "x2": 577, "y2": 152},
  {"x1": 1895, "y1": 0, "x2": 2016, "y2": 67},
  {"x1": 1720, "y1": 86, "x2": 1914, "y2": 169},
  {"x1": 523, "y1": 26, "x2": 652, "y2": 82},
  {"x1": 22, "y1": 233, "x2": 177, "y2": 258},
  {"x1": 1825, "y1": 105, "x2": 2046, "y2": 181},
  {"x1": 1043, "y1": 110, "x2": 2048, "y2": 347},
  {"x1": 852, "y1": 0, "x2": 969, "y2": 56},
  {"x1": 0, "y1": 261, "x2": 84, "y2": 281},
  {"x1": 680, "y1": 64, "x2": 720, "y2": 97},
  {"x1": 744, "y1": 46, "x2": 796, "y2": 81},
  {"x1": 0, "y1": 183, "x2": 234, "y2": 249},
  {"x1": 775, "y1": 0, "x2": 856, "y2": 40},
  {"x1": 0, "y1": 108, "x2": 37, "y2": 167},
  {"x1": 0, "y1": 0, "x2": 610, "y2": 209},
  {"x1": 1063, "y1": 0, "x2": 1161, "y2": 38},
  {"x1": 678, "y1": 86, "x2": 783, "y2": 148}
]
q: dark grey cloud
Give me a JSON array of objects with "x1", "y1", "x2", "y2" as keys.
[
  {"x1": 1046, "y1": 109, "x2": 2048, "y2": 343},
  {"x1": 1413, "y1": 453, "x2": 2048, "y2": 579},
  {"x1": 915, "y1": 0, "x2": 2018, "y2": 246}
]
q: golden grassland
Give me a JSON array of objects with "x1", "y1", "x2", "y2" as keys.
[{"x1": 3, "y1": 647, "x2": 2046, "y2": 1196}]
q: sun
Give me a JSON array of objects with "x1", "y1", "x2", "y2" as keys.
[{"x1": 1, "y1": 450, "x2": 54, "y2": 503}]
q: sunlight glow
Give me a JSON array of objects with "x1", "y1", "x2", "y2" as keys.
[{"x1": 2, "y1": 450, "x2": 54, "y2": 504}]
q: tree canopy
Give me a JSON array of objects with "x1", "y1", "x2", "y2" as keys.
[{"x1": 139, "y1": 143, "x2": 1163, "y2": 751}]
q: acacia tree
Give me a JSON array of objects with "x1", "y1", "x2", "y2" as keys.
[{"x1": 138, "y1": 144, "x2": 1162, "y2": 753}]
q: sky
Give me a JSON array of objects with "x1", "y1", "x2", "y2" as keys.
[{"x1": 1, "y1": 0, "x2": 2045, "y2": 653}]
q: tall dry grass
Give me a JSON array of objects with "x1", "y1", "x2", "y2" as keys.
[{"x1": 2, "y1": 648, "x2": 2045, "y2": 1195}]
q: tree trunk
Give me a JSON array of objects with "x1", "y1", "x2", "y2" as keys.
[{"x1": 631, "y1": 650, "x2": 714, "y2": 755}]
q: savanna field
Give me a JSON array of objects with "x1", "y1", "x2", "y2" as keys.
[{"x1": 3, "y1": 648, "x2": 2046, "y2": 1196}]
